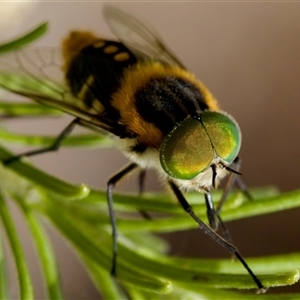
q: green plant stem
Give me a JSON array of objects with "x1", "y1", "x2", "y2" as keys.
[
  {"x1": 0, "y1": 236, "x2": 8, "y2": 300},
  {"x1": 42, "y1": 196, "x2": 172, "y2": 294},
  {"x1": 0, "y1": 101, "x2": 60, "y2": 116},
  {"x1": 0, "y1": 127, "x2": 112, "y2": 147},
  {"x1": 16, "y1": 196, "x2": 63, "y2": 300},
  {"x1": 0, "y1": 145, "x2": 89, "y2": 200},
  {"x1": 0, "y1": 191, "x2": 34, "y2": 299},
  {"x1": 0, "y1": 23, "x2": 48, "y2": 54},
  {"x1": 81, "y1": 255, "x2": 127, "y2": 300},
  {"x1": 40, "y1": 192, "x2": 299, "y2": 292}
]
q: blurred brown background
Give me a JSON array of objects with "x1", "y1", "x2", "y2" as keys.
[{"x1": 1, "y1": 1, "x2": 300, "y2": 298}]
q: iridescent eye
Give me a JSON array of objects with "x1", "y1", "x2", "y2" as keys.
[
  {"x1": 202, "y1": 111, "x2": 241, "y2": 164},
  {"x1": 159, "y1": 111, "x2": 241, "y2": 180}
]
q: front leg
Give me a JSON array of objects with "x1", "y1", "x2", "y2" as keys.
[{"x1": 167, "y1": 179, "x2": 265, "y2": 292}]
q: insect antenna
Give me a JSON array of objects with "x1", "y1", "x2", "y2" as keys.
[
  {"x1": 216, "y1": 157, "x2": 251, "y2": 216},
  {"x1": 225, "y1": 166, "x2": 242, "y2": 175}
]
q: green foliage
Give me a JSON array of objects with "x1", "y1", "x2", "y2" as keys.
[{"x1": 0, "y1": 23, "x2": 300, "y2": 300}]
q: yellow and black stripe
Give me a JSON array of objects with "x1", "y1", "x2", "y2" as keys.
[
  {"x1": 62, "y1": 31, "x2": 219, "y2": 151},
  {"x1": 62, "y1": 31, "x2": 137, "y2": 122}
]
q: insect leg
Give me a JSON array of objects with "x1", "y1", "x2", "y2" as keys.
[
  {"x1": 203, "y1": 191, "x2": 235, "y2": 247},
  {"x1": 137, "y1": 169, "x2": 151, "y2": 220},
  {"x1": 138, "y1": 169, "x2": 146, "y2": 195},
  {"x1": 215, "y1": 158, "x2": 241, "y2": 217},
  {"x1": 214, "y1": 157, "x2": 252, "y2": 253},
  {"x1": 235, "y1": 175, "x2": 253, "y2": 200},
  {"x1": 107, "y1": 162, "x2": 139, "y2": 276},
  {"x1": 203, "y1": 192, "x2": 233, "y2": 246},
  {"x1": 204, "y1": 192, "x2": 218, "y2": 230},
  {"x1": 168, "y1": 180, "x2": 265, "y2": 293},
  {"x1": 3, "y1": 118, "x2": 79, "y2": 164},
  {"x1": 207, "y1": 158, "x2": 254, "y2": 251}
]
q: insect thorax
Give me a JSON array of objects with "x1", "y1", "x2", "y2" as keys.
[{"x1": 111, "y1": 62, "x2": 219, "y2": 150}]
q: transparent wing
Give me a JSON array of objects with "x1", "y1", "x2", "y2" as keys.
[
  {"x1": 103, "y1": 5, "x2": 185, "y2": 68},
  {"x1": 0, "y1": 48, "x2": 65, "y2": 100},
  {"x1": 0, "y1": 48, "x2": 120, "y2": 134}
]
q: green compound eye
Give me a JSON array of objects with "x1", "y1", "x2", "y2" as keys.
[{"x1": 159, "y1": 111, "x2": 241, "y2": 180}]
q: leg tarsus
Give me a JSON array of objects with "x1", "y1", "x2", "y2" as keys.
[
  {"x1": 107, "y1": 163, "x2": 138, "y2": 276},
  {"x1": 3, "y1": 118, "x2": 79, "y2": 164}
]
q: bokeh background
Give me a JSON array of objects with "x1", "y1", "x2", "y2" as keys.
[{"x1": 1, "y1": 1, "x2": 300, "y2": 298}]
